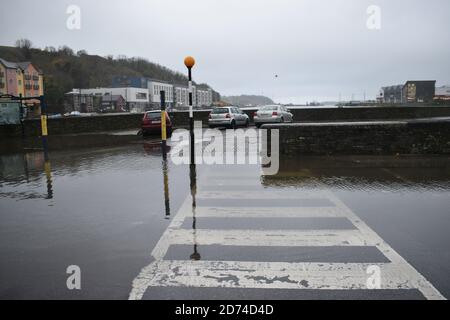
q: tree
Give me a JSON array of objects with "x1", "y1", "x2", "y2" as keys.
[
  {"x1": 58, "y1": 45, "x2": 74, "y2": 56},
  {"x1": 76, "y1": 50, "x2": 88, "y2": 56},
  {"x1": 15, "y1": 38, "x2": 33, "y2": 59},
  {"x1": 44, "y1": 46, "x2": 56, "y2": 53}
]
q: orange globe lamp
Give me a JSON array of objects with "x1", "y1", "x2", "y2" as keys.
[{"x1": 184, "y1": 56, "x2": 195, "y2": 69}]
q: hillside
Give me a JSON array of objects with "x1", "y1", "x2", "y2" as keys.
[
  {"x1": 222, "y1": 95, "x2": 274, "y2": 107},
  {"x1": 0, "y1": 44, "x2": 215, "y2": 113}
]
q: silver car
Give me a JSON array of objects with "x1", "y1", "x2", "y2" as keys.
[
  {"x1": 208, "y1": 106, "x2": 250, "y2": 129},
  {"x1": 253, "y1": 105, "x2": 293, "y2": 128}
]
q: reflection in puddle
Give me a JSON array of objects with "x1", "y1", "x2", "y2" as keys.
[
  {"x1": 189, "y1": 164, "x2": 201, "y2": 261},
  {"x1": 0, "y1": 152, "x2": 54, "y2": 201},
  {"x1": 262, "y1": 155, "x2": 450, "y2": 193},
  {"x1": 1, "y1": 144, "x2": 450, "y2": 299}
]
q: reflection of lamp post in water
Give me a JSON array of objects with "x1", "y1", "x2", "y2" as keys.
[
  {"x1": 39, "y1": 95, "x2": 53, "y2": 199},
  {"x1": 189, "y1": 163, "x2": 200, "y2": 260},
  {"x1": 44, "y1": 159, "x2": 53, "y2": 199},
  {"x1": 161, "y1": 157, "x2": 170, "y2": 219}
]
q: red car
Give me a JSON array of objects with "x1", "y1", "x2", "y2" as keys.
[{"x1": 141, "y1": 111, "x2": 172, "y2": 136}]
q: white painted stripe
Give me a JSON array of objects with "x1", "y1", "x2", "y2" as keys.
[
  {"x1": 196, "y1": 190, "x2": 328, "y2": 199},
  {"x1": 321, "y1": 189, "x2": 445, "y2": 300},
  {"x1": 129, "y1": 178, "x2": 446, "y2": 300},
  {"x1": 204, "y1": 173, "x2": 261, "y2": 179},
  {"x1": 166, "y1": 229, "x2": 370, "y2": 247},
  {"x1": 193, "y1": 206, "x2": 345, "y2": 218},
  {"x1": 130, "y1": 260, "x2": 423, "y2": 297},
  {"x1": 199, "y1": 180, "x2": 262, "y2": 186}
]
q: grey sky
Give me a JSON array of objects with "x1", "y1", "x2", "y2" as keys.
[{"x1": 1, "y1": 0, "x2": 449, "y2": 103}]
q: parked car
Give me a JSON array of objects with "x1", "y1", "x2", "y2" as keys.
[
  {"x1": 208, "y1": 106, "x2": 249, "y2": 129},
  {"x1": 142, "y1": 110, "x2": 172, "y2": 136},
  {"x1": 253, "y1": 105, "x2": 293, "y2": 128},
  {"x1": 64, "y1": 111, "x2": 81, "y2": 117},
  {"x1": 47, "y1": 113, "x2": 62, "y2": 119}
]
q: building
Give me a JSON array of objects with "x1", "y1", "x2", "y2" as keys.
[
  {"x1": 147, "y1": 80, "x2": 174, "y2": 109},
  {"x1": 112, "y1": 76, "x2": 148, "y2": 89},
  {"x1": 64, "y1": 89, "x2": 95, "y2": 113},
  {"x1": 19, "y1": 62, "x2": 44, "y2": 100},
  {"x1": 73, "y1": 87, "x2": 150, "y2": 112},
  {"x1": 174, "y1": 84, "x2": 195, "y2": 108},
  {"x1": 380, "y1": 85, "x2": 404, "y2": 104},
  {"x1": 173, "y1": 85, "x2": 213, "y2": 109},
  {"x1": 0, "y1": 58, "x2": 44, "y2": 117},
  {"x1": 434, "y1": 85, "x2": 450, "y2": 101},
  {"x1": 0, "y1": 58, "x2": 23, "y2": 97},
  {"x1": 196, "y1": 88, "x2": 213, "y2": 108},
  {"x1": 378, "y1": 80, "x2": 436, "y2": 104},
  {"x1": 212, "y1": 90, "x2": 221, "y2": 103},
  {"x1": 99, "y1": 95, "x2": 126, "y2": 113},
  {"x1": 403, "y1": 80, "x2": 435, "y2": 103}
]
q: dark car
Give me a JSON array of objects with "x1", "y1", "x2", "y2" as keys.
[{"x1": 142, "y1": 111, "x2": 172, "y2": 136}]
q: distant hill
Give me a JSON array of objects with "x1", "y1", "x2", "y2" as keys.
[
  {"x1": 0, "y1": 44, "x2": 216, "y2": 113},
  {"x1": 222, "y1": 95, "x2": 274, "y2": 107}
]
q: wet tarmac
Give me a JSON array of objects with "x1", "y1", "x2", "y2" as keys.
[{"x1": 0, "y1": 136, "x2": 449, "y2": 299}]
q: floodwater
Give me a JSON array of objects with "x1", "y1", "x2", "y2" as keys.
[{"x1": 0, "y1": 138, "x2": 450, "y2": 299}]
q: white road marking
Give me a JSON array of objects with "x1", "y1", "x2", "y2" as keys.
[
  {"x1": 199, "y1": 180, "x2": 262, "y2": 187},
  {"x1": 132, "y1": 260, "x2": 423, "y2": 290},
  {"x1": 197, "y1": 190, "x2": 328, "y2": 199},
  {"x1": 166, "y1": 228, "x2": 370, "y2": 247},
  {"x1": 193, "y1": 206, "x2": 345, "y2": 218},
  {"x1": 129, "y1": 172, "x2": 445, "y2": 300}
]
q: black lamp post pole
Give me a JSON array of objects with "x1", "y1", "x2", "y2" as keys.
[{"x1": 188, "y1": 67, "x2": 195, "y2": 165}]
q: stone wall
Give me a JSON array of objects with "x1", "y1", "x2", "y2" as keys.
[
  {"x1": 264, "y1": 119, "x2": 450, "y2": 155},
  {"x1": 279, "y1": 105, "x2": 450, "y2": 122},
  {"x1": 1, "y1": 105, "x2": 450, "y2": 138},
  {"x1": 0, "y1": 111, "x2": 210, "y2": 138}
]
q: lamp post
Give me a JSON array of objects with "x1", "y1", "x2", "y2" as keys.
[{"x1": 184, "y1": 56, "x2": 195, "y2": 165}]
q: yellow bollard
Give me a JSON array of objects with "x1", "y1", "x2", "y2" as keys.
[
  {"x1": 41, "y1": 114, "x2": 48, "y2": 136},
  {"x1": 161, "y1": 110, "x2": 167, "y2": 141}
]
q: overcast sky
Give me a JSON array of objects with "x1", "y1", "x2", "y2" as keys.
[{"x1": 1, "y1": 0, "x2": 449, "y2": 103}]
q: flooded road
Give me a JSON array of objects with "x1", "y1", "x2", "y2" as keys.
[{"x1": 1, "y1": 138, "x2": 449, "y2": 299}]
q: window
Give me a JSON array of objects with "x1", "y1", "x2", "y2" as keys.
[
  {"x1": 260, "y1": 105, "x2": 278, "y2": 111},
  {"x1": 211, "y1": 108, "x2": 229, "y2": 114},
  {"x1": 136, "y1": 92, "x2": 147, "y2": 100}
]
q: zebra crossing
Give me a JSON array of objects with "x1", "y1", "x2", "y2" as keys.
[{"x1": 129, "y1": 168, "x2": 445, "y2": 300}]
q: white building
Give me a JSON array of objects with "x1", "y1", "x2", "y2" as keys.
[
  {"x1": 174, "y1": 85, "x2": 212, "y2": 108},
  {"x1": 174, "y1": 84, "x2": 196, "y2": 108},
  {"x1": 196, "y1": 88, "x2": 213, "y2": 108},
  {"x1": 76, "y1": 87, "x2": 150, "y2": 112},
  {"x1": 147, "y1": 80, "x2": 173, "y2": 108}
]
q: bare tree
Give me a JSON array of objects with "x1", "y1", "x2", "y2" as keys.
[
  {"x1": 44, "y1": 46, "x2": 56, "y2": 53},
  {"x1": 76, "y1": 50, "x2": 88, "y2": 56},
  {"x1": 58, "y1": 45, "x2": 74, "y2": 56},
  {"x1": 15, "y1": 38, "x2": 33, "y2": 59}
]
